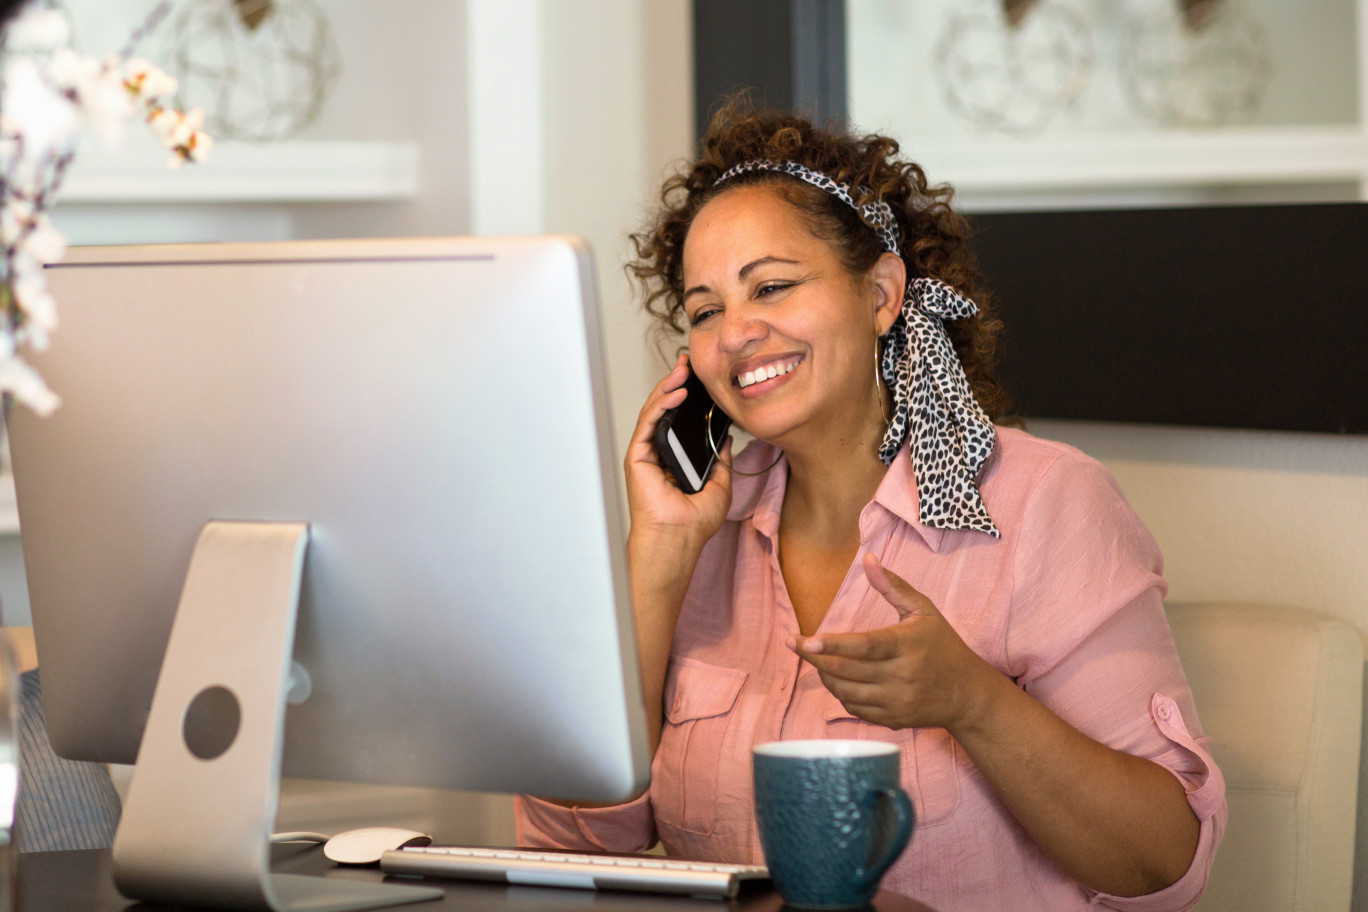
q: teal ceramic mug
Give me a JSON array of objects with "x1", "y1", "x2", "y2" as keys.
[{"x1": 753, "y1": 740, "x2": 914, "y2": 909}]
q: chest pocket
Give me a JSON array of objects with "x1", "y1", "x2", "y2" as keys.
[
  {"x1": 823, "y1": 700, "x2": 962, "y2": 828},
  {"x1": 653, "y1": 658, "x2": 748, "y2": 836}
]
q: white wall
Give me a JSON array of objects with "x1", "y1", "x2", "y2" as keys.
[
  {"x1": 52, "y1": 0, "x2": 470, "y2": 246},
  {"x1": 540, "y1": 2, "x2": 696, "y2": 467}
]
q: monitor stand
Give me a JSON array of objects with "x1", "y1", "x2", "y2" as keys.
[{"x1": 111, "y1": 521, "x2": 441, "y2": 911}]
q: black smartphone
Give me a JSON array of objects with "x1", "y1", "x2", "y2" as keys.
[{"x1": 653, "y1": 364, "x2": 733, "y2": 494}]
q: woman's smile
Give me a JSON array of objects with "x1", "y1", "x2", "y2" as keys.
[{"x1": 734, "y1": 355, "x2": 804, "y2": 395}]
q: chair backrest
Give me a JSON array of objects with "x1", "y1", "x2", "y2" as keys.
[{"x1": 1166, "y1": 603, "x2": 1364, "y2": 912}]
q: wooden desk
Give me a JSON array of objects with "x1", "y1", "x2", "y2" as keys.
[{"x1": 15, "y1": 846, "x2": 937, "y2": 912}]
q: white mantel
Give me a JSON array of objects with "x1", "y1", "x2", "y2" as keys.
[{"x1": 62, "y1": 138, "x2": 421, "y2": 203}]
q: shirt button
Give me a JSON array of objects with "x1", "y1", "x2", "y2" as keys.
[
  {"x1": 1156, "y1": 703, "x2": 1172, "y2": 720},
  {"x1": 672, "y1": 696, "x2": 682, "y2": 713}
]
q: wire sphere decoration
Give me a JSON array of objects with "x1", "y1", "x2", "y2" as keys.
[
  {"x1": 934, "y1": 0, "x2": 1095, "y2": 136},
  {"x1": 169, "y1": 0, "x2": 341, "y2": 142},
  {"x1": 1119, "y1": 0, "x2": 1273, "y2": 127}
]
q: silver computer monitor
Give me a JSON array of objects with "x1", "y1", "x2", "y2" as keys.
[{"x1": 8, "y1": 237, "x2": 650, "y2": 911}]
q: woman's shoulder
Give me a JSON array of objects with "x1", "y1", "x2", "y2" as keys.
[
  {"x1": 993, "y1": 424, "x2": 1096, "y2": 467},
  {"x1": 982, "y1": 426, "x2": 1130, "y2": 529},
  {"x1": 988, "y1": 425, "x2": 1113, "y2": 485}
]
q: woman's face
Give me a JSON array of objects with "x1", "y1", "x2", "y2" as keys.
[{"x1": 681, "y1": 184, "x2": 902, "y2": 450}]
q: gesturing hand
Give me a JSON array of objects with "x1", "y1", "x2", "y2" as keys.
[{"x1": 788, "y1": 553, "x2": 999, "y2": 733}]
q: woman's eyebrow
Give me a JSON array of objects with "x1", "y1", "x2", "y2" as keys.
[
  {"x1": 738, "y1": 256, "x2": 800, "y2": 279},
  {"x1": 683, "y1": 256, "x2": 802, "y2": 304}
]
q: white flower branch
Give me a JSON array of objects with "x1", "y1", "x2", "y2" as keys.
[{"x1": 1, "y1": 1, "x2": 211, "y2": 415}]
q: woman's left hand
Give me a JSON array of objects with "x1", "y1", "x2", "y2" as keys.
[
  {"x1": 794, "y1": 554, "x2": 1202, "y2": 896},
  {"x1": 789, "y1": 553, "x2": 1002, "y2": 733}
]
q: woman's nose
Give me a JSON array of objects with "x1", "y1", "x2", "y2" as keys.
[{"x1": 718, "y1": 305, "x2": 767, "y2": 352}]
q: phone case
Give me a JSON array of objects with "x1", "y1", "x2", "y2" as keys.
[{"x1": 653, "y1": 372, "x2": 732, "y2": 495}]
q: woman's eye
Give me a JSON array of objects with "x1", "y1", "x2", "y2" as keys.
[
  {"x1": 756, "y1": 282, "x2": 792, "y2": 298},
  {"x1": 688, "y1": 307, "x2": 720, "y2": 326}
]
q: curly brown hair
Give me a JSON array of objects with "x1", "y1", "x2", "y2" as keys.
[{"x1": 628, "y1": 101, "x2": 1012, "y2": 424}]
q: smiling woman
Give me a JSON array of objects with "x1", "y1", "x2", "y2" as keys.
[
  {"x1": 515, "y1": 102, "x2": 1228, "y2": 912},
  {"x1": 676, "y1": 183, "x2": 901, "y2": 452},
  {"x1": 633, "y1": 113, "x2": 1010, "y2": 430}
]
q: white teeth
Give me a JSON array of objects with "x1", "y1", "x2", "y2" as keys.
[{"x1": 737, "y1": 359, "x2": 798, "y2": 389}]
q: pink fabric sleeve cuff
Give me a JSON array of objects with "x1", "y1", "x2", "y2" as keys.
[
  {"x1": 513, "y1": 791, "x2": 657, "y2": 854},
  {"x1": 1089, "y1": 694, "x2": 1229, "y2": 911}
]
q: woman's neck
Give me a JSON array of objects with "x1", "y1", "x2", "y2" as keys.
[{"x1": 780, "y1": 430, "x2": 889, "y2": 547}]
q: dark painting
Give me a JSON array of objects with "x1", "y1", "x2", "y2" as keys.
[{"x1": 968, "y1": 203, "x2": 1368, "y2": 434}]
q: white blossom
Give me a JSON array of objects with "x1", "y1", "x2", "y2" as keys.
[
  {"x1": 0, "y1": 355, "x2": 61, "y2": 416},
  {"x1": 6, "y1": 248, "x2": 44, "y2": 286},
  {"x1": 1, "y1": 0, "x2": 209, "y2": 417},
  {"x1": 124, "y1": 57, "x2": 178, "y2": 100},
  {"x1": 44, "y1": 47, "x2": 98, "y2": 93},
  {"x1": 13, "y1": 273, "x2": 59, "y2": 334},
  {"x1": 18, "y1": 215, "x2": 67, "y2": 265},
  {"x1": 1, "y1": 56, "x2": 81, "y2": 152},
  {"x1": 0, "y1": 199, "x2": 35, "y2": 246},
  {"x1": 148, "y1": 107, "x2": 179, "y2": 142},
  {"x1": 18, "y1": 320, "x2": 49, "y2": 352},
  {"x1": 4, "y1": 9, "x2": 70, "y2": 53},
  {"x1": 79, "y1": 72, "x2": 136, "y2": 146},
  {"x1": 168, "y1": 107, "x2": 206, "y2": 148},
  {"x1": 187, "y1": 130, "x2": 213, "y2": 162}
]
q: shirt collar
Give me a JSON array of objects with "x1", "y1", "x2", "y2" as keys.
[
  {"x1": 866, "y1": 446, "x2": 944, "y2": 551},
  {"x1": 724, "y1": 441, "x2": 946, "y2": 551},
  {"x1": 725, "y1": 441, "x2": 787, "y2": 538}
]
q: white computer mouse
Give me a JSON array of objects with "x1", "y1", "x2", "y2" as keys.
[{"x1": 323, "y1": 826, "x2": 433, "y2": 865}]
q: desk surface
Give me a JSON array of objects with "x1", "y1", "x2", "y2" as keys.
[{"x1": 16, "y1": 847, "x2": 938, "y2": 912}]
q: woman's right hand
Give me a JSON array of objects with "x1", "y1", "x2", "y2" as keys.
[
  {"x1": 624, "y1": 353, "x2": 733, "y2": 561},
  {"x1": 625, "y1": 354, "x2": 734, "y2": 753}
]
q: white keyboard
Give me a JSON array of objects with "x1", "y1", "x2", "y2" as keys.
[{"x1": 380, "y1": 845, "x2": 770, "y2": 899}]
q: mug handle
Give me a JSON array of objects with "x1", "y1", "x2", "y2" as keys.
[{"x1": 856, "y1": 787, "x2": 915, "y2": 892}]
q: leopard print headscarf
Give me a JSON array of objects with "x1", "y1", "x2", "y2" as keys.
[{"x1": 714, "y1": 160, "x2": 999, "y2": 538}]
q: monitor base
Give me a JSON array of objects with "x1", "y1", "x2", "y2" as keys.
[
  {"x1": 269, "y1": 873, "x2": 440, "y2": 911},
  {"x1": 110, "y1": 521, "x2": 440, "y2": 911}
]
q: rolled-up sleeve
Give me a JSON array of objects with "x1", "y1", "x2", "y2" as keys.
[
  {"x1": 514, "y1": 792, "x2": 657, "y2": 854},
  {"x1": 1025, "y1": 597, "x2": 1228, "y2": 911},
  {"x1": 1088, "y1": 694, "x2": 1227, "y2": 911},
  {"x1": 1008, "y1": 454, "x2": 1228, "y2": 911}
]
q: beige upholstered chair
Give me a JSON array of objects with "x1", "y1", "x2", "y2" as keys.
[{"x1": 1166, "y1": 603, "x2": 1364, "y2": 912}]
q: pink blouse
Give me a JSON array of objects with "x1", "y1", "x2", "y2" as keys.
[{"x1": 517, "y1": 427, "x2": 1227, "y2": 912}]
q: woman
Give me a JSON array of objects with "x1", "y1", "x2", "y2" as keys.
[{"x1": 516, "y1": 106, "x2": 1226, "y2": 911}]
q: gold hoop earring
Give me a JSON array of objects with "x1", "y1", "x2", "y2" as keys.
[
  {"x1": 875, "y1": 338, "x2": 891, "y2": 427},
  {"x1": 706, "y1": 406, "x2": 784, "y2": 477}
]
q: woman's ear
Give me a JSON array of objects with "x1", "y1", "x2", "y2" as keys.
[{"x1": 870, "y1": 252, "x2": 906, "y2": 335}]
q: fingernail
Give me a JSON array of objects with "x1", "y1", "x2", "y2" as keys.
[{"x1": 805, "y1": 638, "x2": 824, "y2": 654}]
